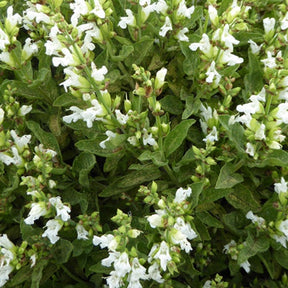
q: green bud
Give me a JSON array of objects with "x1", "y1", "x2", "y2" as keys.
[
  {"x1": 151, "y1": 181, "x2": 157, "y2": 194},
  {"x1": 124, "y1": 99, "x2": 131, "y2": 112},
  {"x1": 0, "y1": 1, "x2": 7, "y2": 8}
]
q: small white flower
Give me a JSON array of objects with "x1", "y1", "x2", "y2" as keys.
[
  {"x1": 76, "y1": 224, "x2": 89, "y2": 240},
  {"x1": 274, "y1": 177, "x2": 287, "y2": 194},
  {"x1": 22, "y1": 38, "x2": 38, "y2": 61},
  {"x1": 52, "y1": 48, "x2": 79, "y2": 67},
  {"x1": 128, "y1": 258, "x2": 149, "y2": 284},
  {"x1": 102, "y1": 251, "x2": 121, "y2": 267},
  {"x1": 142, "y1": 128, "x2": 157, "y2": 146},
  {"x1": 279, "y1": 219, "x2": 288, "y2": 238},
  {"x1": 24, "y1": 202, "x2": 48, "y2": 225},
  {"x1": 10, "y1": 130, "x2": 31, "y2": 153},
  {"x1": 208, "y1": 5, "x2": 218, "y2": 26},
  {"x1": 30, "y1": 254, "x2": 37, "y2": 267},
  {"x1": 0, "y1": 28, "x2": 10, "y2": 50},
  {"x1": 220, "y1": 50, "x2": 244, "y2": 66},
  {"x1": 223, "y1": 239, "x2": 236, "y2": 254},
  {"x1": 20, "y1": 105, "x2": 32, "y2": 116},
  {"x1": 213, "y1": 24, "x2": 239, "y2": 52},
  {"x1": 93, "y1": 234, "x2": 117, "y2": 251},
  {"x1": 272, "y1": 234, "x2": 287, "y2": 248},
  {"x1": 99, "y1": 131, "x2": 117, "y2": 149},
  {"x1": 177, "y1": 0, "x2": 194, "y2": 19},
  {"x1": 261, "y1": 51, "x2": 277, "y2": 69},
  {"x1": 263, "y1": 17, "x2": 275, "y2": 34},
  {"x1": 153, "y1": 241, "x2": 171, "y2": 271},
  {"x1": 203, "y1": 280, "x2": 212, "y2": 288},
  {"x1": 106, "y1": 270, "x2": 123, "y2": 288},
  {"x1": 159, "y1": 16, "x2": 172, "y2": 37},
  {"x1": 176, "y1": 27, "x2": 189, "y2": 42},
  {"x1": 203, "y1": 126, "x2": 218, "y2": 143},
  {"x1": 248, "y1": 40, "x2": 262, "y2": 55},
  {"x1": 154, "y1": 67, "x2": 167, "y2": 90},
  {"x1": 281, "y1": 12, "x2": 288, "y2": 30},
  {"x1": 0, "y1": 107, "x2": 4, "y2": 125},
  {"x1": 245, "y1": 142, "x2": 255, "y2": 157},
  {"x1": 240, "y1": 260, "x2": 251, "y2": 273},
  {"x1": 91, "y1": 62, "x2": 108, "y2": 81},
  {"x1": 170, "y1": 228, "x2": 192, "y2": 253},
  {"x1": 246, "y1": 211, "x2": 265, "y2": 226},
  {"x1": 114, "y1": 252, "x2": 131, "y2": 277},
  {"x1": 189, "y1": 33, "x2": 217, "y2": 58},
  {"x1": 115, "y1": 110, "x2": 129, "y2": 125},
  {"x1": 49, "y1": 196, "x2": 71, "y2": 222},
  {"x1": 154, "y1": 0, "x2": 168, "y2": 14},
  {"x1": 90, "y1": 0, "x2": 105, "y2": 18},
  {"x1": 6, "y1": 6, "x2": 22, "y2": 31},
  {"x1": 174, "y1": 187, "x2": 192, "y2": 203},
  {"x1": 42, "y1": 219, "x2": 63, "y2": 244},
  {"x1": 255, "y1": 123, "x2": 266, "y2": 140},
  {"x1": 118, "y1": 9, "x2": 136, "y2": 29},
  {"x1": 148, "y1": 262, "x2": 164, "y2": 283},
  {"x1": 174, "y1": 217, "x2": 197, "y2": 240},
  {"x1": 147, "y1": 209, "x2": 166, "y2": 228},
  {"x1": 205, "y1": 61, "x2": 221, "y2": 85}
]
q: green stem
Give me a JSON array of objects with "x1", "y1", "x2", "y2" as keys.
[{"x1": 60, "y1": 264, "x2": 91, "y2": 286}]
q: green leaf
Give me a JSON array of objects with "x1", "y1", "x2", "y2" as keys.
[
  {"x1": 89, "y1": 262, "x2": 112, "y2": 274},
  {"x1": 244, "y1": 50, "x2": 264, "y2": 94},
  {"x1": 226, "y1": 185, "x2": 261, "y2": 212},
  {"x1": 99, "y1": 164, "x2": 161, "y2": 197},
  {"x1": 160, "y1": 94, "x2": 184, "y2": 115},
  {"x1": 250, "y1": 150, "x2": 288, "y2": 167},
  {"x1": 164, "y1": 119, "x2": 195, "y2": 157},
  {"x1": 31, "y1": 260, "x2": 48, "y2": 288},
  {"x1": 196, "y1": 211, "x2": 224, "y2": 228},
  {"x1": 51, "y1": 239, "x2": 73, "y2": 264},
  {"x1": 125, "y1": 36, "x2": 154, "y2": 67},
  {"x1": 7, "y1": 266, "x2": 32, "y2": 287},
  {"x1": 200, "y1": 187, "x2": 233, "y2": 204},
  {"x1": 53, "y1": 93, "x2": 81, "y2": 107},
  {"x1": 26, "y1": 121, "x2": 61, "y2": 159},
  {"x1": 72, "y1": 152, "x2": 96, "y2": 188},
  {"x1": 215, "y1": 162, "x2": 244, "y2": 189},
  {"x1": 138, "y1": 150, "x2": 168, "y2": 166},
  {"x1": 238, "y1": 232, "x2": 270, "y2": 264},
  {"x1": 273, "y1": 249, "x2": 288, "y2": 270},
  {"x1": 111, "y1": 45, "x2": 134, "y2": 61}
]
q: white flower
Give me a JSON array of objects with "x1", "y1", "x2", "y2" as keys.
[
  {"x1": 0, "y1": 28, "x2": 10, "y2": 50},
  {"x1": 154, "y1": 0, "x2": 168, "y2": 14},
  {"x1": 279, "y1": 219, "x2": 288, "y2": 238},
  {"x1": 24, "y1": 202, "x2": 48, "y2": 225},
  {"x1": 159, "y1": 16, "x2": 172, "y2": 37},
  {"x1": 154, "y1": 67, "x2": 167, "y2": 90},
  {"x1": 10, "y1": 130, "x2": 31, "y2": 153},
  {"x1": 213, "y1": 24, "x2": 239, "y2": 52},
  {"x1": 93, "y1": 234, "x2": 118, "y2": 251},
  {"x1": 236, "y1": 100, "x2": 261, "y2": 115},
  {"x1": 203, "y1": 280, "x2": 212, "y2": 288},
  {"x1": 102, "y1": 251, "x2": 121, "y2": 267},
  {"x1": 176, "y1": 27, "x2": 189, "y2": 42},
  {"x1": 0, "y1": 107, "x2": 4, "y2": 125},
  {"x1": 148, "y1": 262, "x2": 164, "y2": 283},
  {"x1": 91, "y1": 62, "x2": 108, "y2": 81},
  {"x1": 52, "y1": 48, "x2": 79, "y2": 67},
  {"x1": 205, "y1": 61, "x2": 221, "y2": 85},
  {"x1": 220, "y1": 50, "x2": 243, "y2": 66},
  {"x1": 22, "y1": 38, "x2": 38, "y2": 61},
  {"x1": 128, "y1": 257, "x2": 149, "y2": 284},
  {"x1": 263, "y1": 17, "x2": 275, "y2": 34},
  {"x1": 170, "y1": 228, "x2": 192, "y2": 253},
  {"x1": 49, "y1": 197, "x2": 71, "y2": 222},
  {"x1": 272, "y1": 234, "x2": 287, "y2": 248},
  {"x1": 203, "y1": 126, "x2": 218, "y2": 143},
  {"x1": 281, "y1": 12, "x2": 288, "y2": 30},
  {"x1": 106, "y1": 270, "x2": 123, "y2": 288},
  {"x1": 30, "y1": 254, "x2": 36, "y2": 267},
  {"x1": 99, "y1": 131, "x2": 117, "y2": 149},
  {"x1": 153, "y1": 241, "x2": 171, "y2": 271},
  {"x1": 76, "y1": 224, "x2": 89, "y2": 240},
  {"x1": 118, "y1": 9, "x2": 136, "y2": 29},
  {"x1": 245, "y1": 142, "x2": 255, "y2": 157},
  {"x1": 90, "y1": 0, "x2": 105, "y2": 18},
  {"x1": 276, "y1": 102, "x2": 288, "y2": 124},
  {"x1": 42, "y1": 219, "x2": 63, "y2": 244},
  {"x1": 0, "y1": 51, "x2": 15, "y2": 67},
  {"x1": 174, "y1": 217, "x2": 197, "y2": 240},
  {"x1": 20, "y1": 105, "x2": 32, "y2": 116},
  {"x1": 174, "y1": 187, "x2": 192, "y2": 203},
  {"x1": 274, "y1": 177, "x2": 287, "y2": 194},
  {"x1": 177, "y1": 0, "x2": 194, "y2": 19},
  {"x1": 142, "y1": 128, "x2": 157, "y2": 146},
  {"x1": 147, "y1": 209, "x2": 166, "y2": 228},
  {"x1": 0, "y1": 146, "x2": 22, "y2": 166},
  {"x1": 115, "y1": 110, "x2": 129, "y2": 125},
  {"x1": 261, "y1": 51, "x2": 277, "y2": 69},
  {"x1": 0, "y1": 264, "x2": 14, "y2": 287},
  {"x1": 114, "y1": 252, "x2": 131, "y2": 277},
  {"x1": 246, "y1": 211, "x2": 265, "y2": 226},
  {"x1": 248, "y1": 40, "x2": 262, "y2": 55},
  {"x1": 208, "y1": 5, "x2": 218, "y2": 26},
  {"x1": 127, "y1": 136, "x2": 138, "y2": 146},
  {"x1": 189, "y1": 33, "x2": 217, "y2": 58},
  {"x1": 5, "y1": 6, "x2": 22, "y2": 31},
  {"x1": 223, "y1": 239, "x2": 236, "y2": 254},
  {"x1": 255, "y1": 123, "x2": 266, "y2": 140},
  {"x1": 240, "y1": 260, "x2": 250, "y2": 273}
]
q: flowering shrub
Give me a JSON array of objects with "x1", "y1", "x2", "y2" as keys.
[{"x1": 1, "y1": 0, "x2": 288, "y2": 287}]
